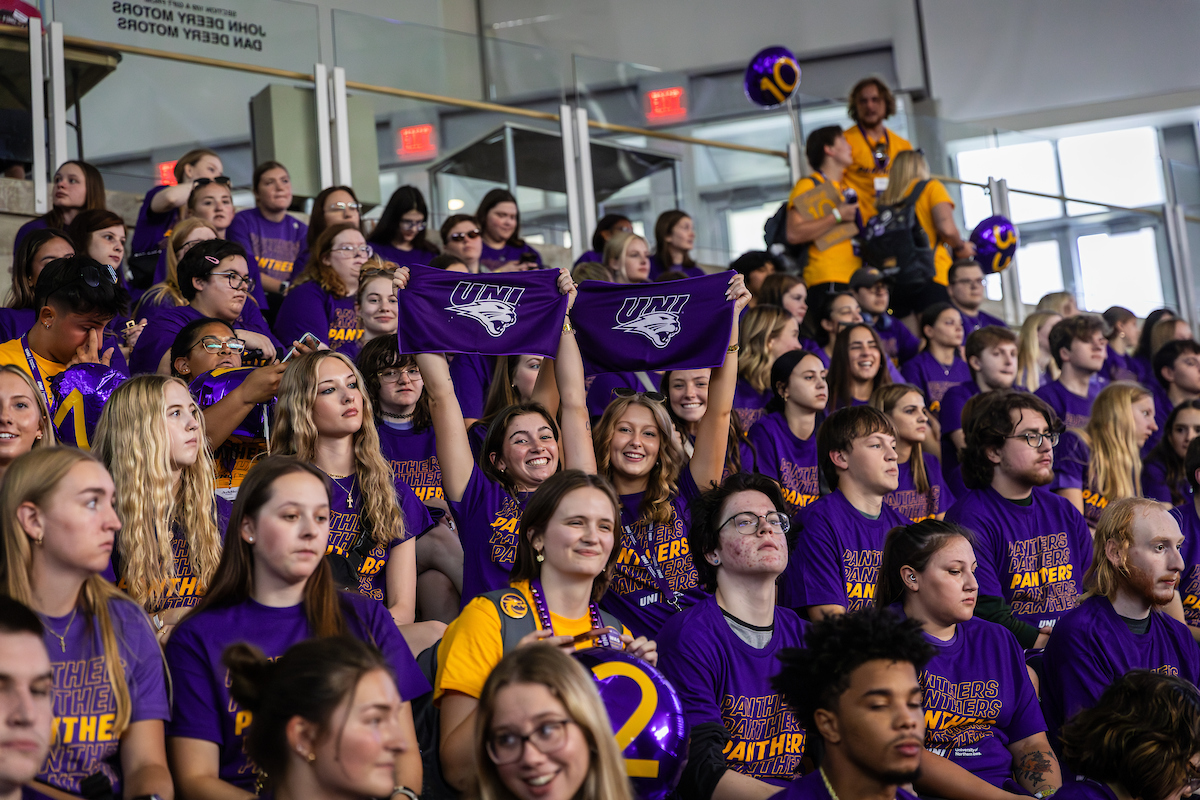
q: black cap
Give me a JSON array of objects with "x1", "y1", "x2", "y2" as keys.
[{"x1": 849, "y1": 266, "x2": 891, "y2": 290}]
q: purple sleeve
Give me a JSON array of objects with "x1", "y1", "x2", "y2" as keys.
[
  {"x1": 795, "y1": 511, "x2": 847, "y2": 608},
  {"x1": 395, "y1": 475, "x2": 435, "y2": 543},
  {"x1": 894, "y1": 320, "x2": 921, "y2": 363},
  {"x1": 235, "y1": 298, "x2": 283, "y2": 350},
  {"x1": 448, "y1": 353, "x2": 494, "y2": 420},
  {"x1": 1050, "y1": 433, "x2": 1087, "y2": 492},
  {"x1": 655, "y1": 613, "x2": 723, "y2": 728},
  {"x1": 363, "y1": 600, "x2": 432, "y2": 700},
  {"x1": 1042, "y1": 612, "x2": 1115, "y2": 734},
  {"x1": 113, "y1": 601, "x2": 171, "y2": 724},
  {"x1": 274, "y1": 284, "x2": 330, "y2": 349},
  {"x1": 224, "y1": 212, "x2": 269, "y2": 308},
  {"x1": 163, "y1": 621, "x2": 224, "y2": 742},
  {"x1": 900, "y1": 358, "x2": 927, "y2": 397},
  {"x1": 926, "y1": 454, "x2": 953, "y2": 513},
  {"x1": 130, "y1": 186, "x2": 174, "y2": 256},
  {"x1": 940, "y1": 387, "x2": 969, "y2": 435},
  {"x1": 129, "y1": 313, "x2": 186, "y2": 375},
  {"x1": 1141, "y1": 459, "x2": 1175, "y2": 503}
]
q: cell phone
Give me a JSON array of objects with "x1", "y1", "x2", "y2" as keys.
[
  {"x1": 282, "y1": 332, "x2": 321, "y2": 362},
  {"x1": 519, "y1": 251, "x2": 538, "y2": 264},
  {"x1": 573, "y1": 626, "x2": 618, "y2": 644}
]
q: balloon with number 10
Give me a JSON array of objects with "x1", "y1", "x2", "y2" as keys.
[{"x1": 744, "y1": 46, "x2": 801, "y2": 109}]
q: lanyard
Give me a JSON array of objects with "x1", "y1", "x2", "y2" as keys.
[
  {"x1": 20, "y1": 336, "x2": 52, "y2": 412},
  {"x1": 624, "y1": 520, "x2": 683, "y2": 613},
  {"x1": 815, "y1": 171, "x2": 847, "y2": 203},
  {"x1": 529, "y1": 579, "x2": 617, "y2": 648},
  {"x1": 858, "y1": 124, "x2": 890, "y2": 170}
]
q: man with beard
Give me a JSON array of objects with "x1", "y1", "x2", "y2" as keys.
[
  {"x1": 1042, "y1": 498, "x2": 1200, "y2": 749},
  {"x1": 945, "y1": 391, "x2": 1092, "y2": 649},
  {"x1": 842, "y1": 78, "x2": 913, "y2": 222},
  {"x1": 771, "y1": 607, "x2": 929, "y2": 800}
]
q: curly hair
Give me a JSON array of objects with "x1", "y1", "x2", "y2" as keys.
[
  {"x1": 93, "y1": 375, "x2": 220, "y2": 612},
  {"x1": 1080, "y1": 381, "x2": 1151, "y2": 502},
  {"x1": 271, "y1": 351, "x2": 403, "y2": 550},
  {"x1": 773, "y1": 607, "x2": 933, "y2": 752},
  {"x1": 1059, "y1": 670, "x2": 1200, "y2": 800},
  {"x1": 593, "y1": 394, "x2": 685, "y2": 526},
  {"x1": 847, "y1": 77, "x2": 896, "y2": 124},
  {"x1": 960, "y1": 390, "x2": 1061, "y2": 490},
  {"x1": 355, "y1": 335, "x2": 432, "y2": 431},
  {"x1": 293, "y1": 222, "x2": 360, "y2": 297},
  {"x1": 688, "y1": 472, "x2": 788, "y2": 592},
  {"x1": 738, "y1": 304, "x2": 794, "y2": 393}
]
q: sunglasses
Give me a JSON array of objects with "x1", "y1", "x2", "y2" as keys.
[
  {"x1": 193, "y1": 176, "x2": 232, "y2": 189},
  {"x1": 614, "y1": 388, "x2": 666, "y2": 404},
  {"x1": 41, "y1": 261, "x2": 119, "y2": 301},
  {"x1": 448, "y1": 229, "x2": 482, "y2": 242}
]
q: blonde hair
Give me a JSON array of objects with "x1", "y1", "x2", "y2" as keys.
[
  {"x1": 1084, "y1": 497, "x2": 1165, "y2": 603},
  {"x1": 593, "y1": 395, "x2": 684, "y2": 526},
  {"x1": 93, "y1": 376, "x2": 220, "y2": 612},
  {"x1": 571, "y1": 261, "x2": 609, "y2": 283},
  {"x1": 0, "y1": 447, "x2": 134, "y2": 734},
  {"x1": 0, "y1": 365, "x2": 54, "y2": 453},
  {"x1": 879, "y1": 150, "x2": 932, "y2": 207},
  {"x1": 871, "y1": 383, "x2": 930, "y2": 494},
  {"x1": 1081, "y1": 381, "x2": 1150, "y2": 503},
  {"x1": 602, "y1": 231, "x2": 648, "y2": 283},
  {"x1": 139, "y1": 218, "x2": 220, "y2": 311},
  {"x1": 1150, "y1": 317, "x2": 1188, "y2": 364},
  {"x1": 738, "y1": 305, "x2": 793, "y2": 392},
  {"x1": 1037, "y1": 291, "x2": 1076, "y2": 317},
  {"x1": 1016, "y1": 311, "x2": 1061, "y2": 391},
  {"x1": 473, "y1": 645, "x2": 634, "y2": 800},
  {"x1": 270, "y1": 351, "x2": 401, "y2": 549}
]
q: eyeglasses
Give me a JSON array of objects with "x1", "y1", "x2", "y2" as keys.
[
  {"x1": 400, "y1": 219, "x2": 427, "y2": 232},
  {"x1": 328, "y1": 201, "x2": 363, "y2": 213},
  {"x1": 191, "y1": 335, "x2": 247, "y2": 354},
  {"x1": 1005, "y1": 431, "x2": 1060, "y2": 448},
  {"x1": 331, "y1": 244, "x2": 374, "y2": 258},
  {"x1": 719, "y1": 511, "x2": 791, "y2": 535},
  {"x1": 486, "y1": 719, "x2": 575, "y2": 765},
  {"x1": 614, "y1": 388, "x2": 666, "y2": 404},
  {"x1": 208, "y1": 270, "x2": 255, "y2": 292},
  {"x1": 379, "y1": 367, "x2": 421, "y2": 384},
  {"x1": 192, "y1": 176, "x2": 232, "y2": 189},
  {"x1": 448, "y1": 229, "x2": 481, "y2": 242},
  {"x1": 41, "y1": 261, "x2": 119, "y2": 301}
]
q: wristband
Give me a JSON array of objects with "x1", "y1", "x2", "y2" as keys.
[
  {"x1": 563, "y1": 317, "x2": 574, "y2": 334},
  {"x1": 832, "y1": 208, "x2": 843, "y2": 223},
  {"x1": 727, "y1": 343, "x2": 740, "y2": 353},
  {"x1": 392, "y1": 788, "x2": 419, "y2": 800}
]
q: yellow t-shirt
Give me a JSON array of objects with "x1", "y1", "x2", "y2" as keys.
[
  {"x1": 434, "y1": 579, "x2": 631, "y2": 703},
  {"x1": 905, "y1": 178, "x2": 956, "y2": 286},
  {"x1": 787, "y1": 175, "x2": 861, "y2": 287},
  {"x1": 843, "y1": 125, "x2": 914, "y2": 221},
  {"x1": 0, "y1": 338, "x2": 65, "y2": 401}
]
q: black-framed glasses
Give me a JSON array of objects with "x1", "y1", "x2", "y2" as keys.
[
  {"x1": 192, "y1": 176, "x2": 232, "y2": 189},
  {"x1": 719, "y1": 511, "x2": 791, "y2": 535},
  {"x1": 191, "y1": 335, "x2": 247, "y2": 354},
  {"x1": 208, "y1": 270, "x2": 255, "y2": 292},
  {"x1": 41, "y1": 261, "x2": 118, "y2": 301},
  {"x1": 379, "y1": 367, "x2": 421, "y2": 384},
  {"x1": 1005, "y1": 431, "x2": 1060, "y2": 448},
  {"x1": 331, "y1": 244, "x2": 374, "y2": 258},
  {"x1": 486, "y1": 719, "x2": 575, "y2": 765},
  {"x1": 614, "y1": 388, "x2": 666, "y2": 404},
  {"x1": 448, "y1": 229, "x2": 481, "y2": 242},
  {"x1": 400, "y1": 219, "x2": 427, "y2": 232},
  {"x1": 327, "y1": 201, "x2": 363, "y2": 213}
]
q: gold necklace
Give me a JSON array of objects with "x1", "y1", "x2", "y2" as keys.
[
  {"x1": 329, "y1": 473, "x2": 357, "y2": 509},
  {"x1": 42, "y1": 607, "x2": 78, "y2": 653},
  {"x1": 820, "y1": 768, "x2": 840, "y2": 800}
]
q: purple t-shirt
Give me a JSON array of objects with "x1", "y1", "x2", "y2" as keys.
[
  {"x1": 656, "y1": 595, "x2": 808, "y2": 786},
  {"x1": 747, "y1": 411, "x2": 820, "y2": 517},
  {"x1": 39, "y1": 598, "x2": 170, "y2": 796},
  {"x1": 129, "y1": 301, "x2": 280, "y2": 375},
  {"x1": 274, "y1": 281, "x2": 362, "y2": 353},
  {"x1": 370, "y1": 241, "x2": 438, "y2": 267},
  {"x1": 907, "y1": 612, "x2": 1046, "y2": 787},
  {"x1": 480, "y1": 242, "x2": 542, "y2": 272},
  {"x1": 1042, "y1": 595, "x2": 1200, "y2": 743},
  {"x1": 734, "y1": 379, "x2": 773, "y2": 431},
  {"x1": 900, "y1": 351, "x2": 970, "y2": 411},
  {"x1": 870, "y1": 312, "x2": 920, "y2": 365},
  {"x1": 0, "y1": 307, "x2": 36, "y2": 343},
  {"x1": 1034, "y1": 379, "x2": 1102, "y2": 429},
  {"x1": 1055, "y1": 781, "x2": 1119, "y2": 800},
  {"x1": 938, "y1": 381, "x2": 981, "y2": 478},
  {"x1": 377, "y1": 422, "x2": 443, "y2": 506},
  {"x1": 648, "y1": 253, "x2": 704, "y2": 279},
  {"x1": 225, "y1": 208, "x2": 308, "y2": 307},
  {"x1": 1049, "y1": 431, "x2": 1112, "y2": 527},
  {"x1": 129, "y1": 185, "x2": 176, "y2": 271},
  {"x1": 944, "y1": 486, "x2": 1092, "y2": 629},
  {"x1": 448, "y1": 463, "x2": 531, "y2": 605},
  {"x1": 13, "y1": 217, "x2": 48, "y2": 254},
  {"x1": 602, "y1": 468, "x2": 706, "y2": 638},
  {"x1": 1102, "y1": 345, "x2": 1139, "y2": 383},
  {"x1": 774, "y1": 770, "x2": 919, "y2": 800},
  {"x1": 780, "y1": 490, "x2": 910, "y2": 612},
  {"x1": 1169, "y1": 502, "x2": 1200, "y2": 627},
  {"x1": 448, "y1": 353, "x2": 494, "y2": 420},
  {"x1": 586, "y1": 371, "x2": 644, "y2": 420},
  {"x1": 958, "y1": 308, "x2": 1007, "y2": 342},
  {"x1": 164, "y1": 592, "x2": 429, "y2": 789},
  {"x1": 326, "y1": 469, "x2": 433, "y2": 602},
  {"x1": 886, "y1": 452, "x2": 952, "y2": 522}
]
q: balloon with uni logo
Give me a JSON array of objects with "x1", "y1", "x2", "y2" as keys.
[
  {"x1": 571, "y1": 648, "x2": 687, "y2": 800},
  {"x1": 189, "y1": 367, "x2": 272, "y2": 439},
  {"x1": 970, "y1": 215, "x2": 1019, "y2": 274},
  {"x1": 744, "y1": 46, "x2": 800, "y2": 109}
]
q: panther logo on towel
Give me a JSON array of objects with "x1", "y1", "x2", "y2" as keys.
[
  {"x1": 446, "y1": 283, "x2": 526, "y2": 337},
  {"x1": 613, "y1": 295, "x2": 689, "y2": 348}
]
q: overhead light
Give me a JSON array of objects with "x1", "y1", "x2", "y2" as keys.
[{"x1": 448, "y1": 198, "x2": 465, "y2": 211}]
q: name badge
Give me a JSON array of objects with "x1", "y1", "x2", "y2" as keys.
[{"x1": 874, "y1": 177, "x2": 890, "y2": 193}]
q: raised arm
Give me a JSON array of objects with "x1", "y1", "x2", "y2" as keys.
[
  {"x1": 551, "y1": 269, "x2": 596, "y2": 473},
  {"x1": 689, "y1": 274, "x2": 751, "y2": 490},
  {"x1": 395, "y1": 268, "x2": 476, "y2": 503},
  {"x1": 150, "y1": 182, "x2": 194, "y2": 214}
]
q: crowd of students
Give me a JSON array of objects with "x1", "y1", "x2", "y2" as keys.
[{"x1": 2, "y1": 73, "x2": 1200, "y2": 800}]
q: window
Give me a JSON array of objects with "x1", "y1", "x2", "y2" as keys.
[
  {"x1": 1076, "y1": 228, "x2": 1163, "y2": 317},
  {"x1": 1057, "y1": 127, "x2": 1164, "y2": 215},
  {"x1": 727, "y1": 202, "x2": 778, "y2": 257},
  {"x1": 1014, "y1": 240, "x2": 1065, "y2": 307},
  {"x1": 954, "y1": 140, "x2": 1063, "y2": 228}
]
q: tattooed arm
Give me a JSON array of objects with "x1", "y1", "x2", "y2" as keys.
[{"x1": 1010, "y1": 733, "x2": 1062, "y2": 796}]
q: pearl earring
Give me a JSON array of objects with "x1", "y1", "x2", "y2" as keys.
[{"x1": 247, "y1": 536, "x2": 255, "y2": 543}]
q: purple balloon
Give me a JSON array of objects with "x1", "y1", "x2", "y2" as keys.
[
  {"x1": 190, "y1": 367, "x2": 272, "y2": 439},
  {"x1": 744, "y1": 46, "x2": 800, "y2": 109},
  {"x1": 51, "y1": 364, "x2": 127, "y2": 450},
  {"x1": 572, "y1": 648, "x2": 688, "y2": 800},
  {"x1": 970, "y1": 215, "x2": 1019, "y2": 274}
]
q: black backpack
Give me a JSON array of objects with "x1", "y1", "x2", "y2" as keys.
[
  {"x1": 763, "y1": 201, "x2": 809, "y2": 274},
  {"x1": 410, "y1": 588, "x2": 623, "y2": 798},
  {"x1": 859, "y1": 179, "x2": 936, "y2": 285}
]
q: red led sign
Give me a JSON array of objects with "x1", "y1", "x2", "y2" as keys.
[
  {"x1": 644, "y1": 86, "x2": 687, "y2": 123},
  {"x1": 396, "y1": 124, "x2": 437, "y2": 162}
]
